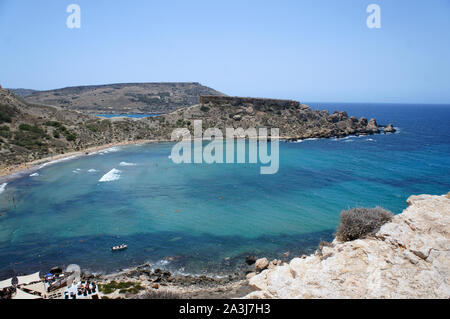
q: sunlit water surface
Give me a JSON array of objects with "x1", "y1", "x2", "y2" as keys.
[{"x1": 0, "y1": 103, "x2": 448, "y2": 278}]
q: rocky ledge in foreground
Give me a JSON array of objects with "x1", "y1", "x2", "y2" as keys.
[{"x1": 245, "y1": 193, "x2": 450, "y2": 299}]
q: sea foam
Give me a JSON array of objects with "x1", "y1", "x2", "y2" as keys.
[
  {"x1": 38, "y1": 155, "x2": 80, "y2": 169},
  {"x1": 0, "y1": 183, "x2": 7, "y2": 194},
  {"x1": 30, "y1": 173, "x2": 40, "y2": 177},
  {"x1": 99, "y1": 169, "x2": 122, "y2": 182},
  {"x1": 119, "y1": 162, "x2": 137, "y2": 166},
  {"x1": 100, "y1": 147, "x2": 121, "y2": 155}
]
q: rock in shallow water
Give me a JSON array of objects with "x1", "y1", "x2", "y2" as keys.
[
  {"x1": 255, "y1": 258, "x2": 269, "y2": 272},
  {"x1": 384, "y1": 124, "x2": 396, "y2": 133},
  {"x1": 245, "y1": 255, "x2": 257, "y2": 265}
]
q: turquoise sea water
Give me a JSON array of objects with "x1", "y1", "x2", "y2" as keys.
[{"x1": 0, "y1": 103, "x2": 449, "y2": 278}]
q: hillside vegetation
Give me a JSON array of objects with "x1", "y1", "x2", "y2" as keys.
[
  {"x1": 0, "y1": 88, "x2": 388, "y2": 169},
  {"x1": 13, "y1": 82, "x2": 224, "y2": 115}
]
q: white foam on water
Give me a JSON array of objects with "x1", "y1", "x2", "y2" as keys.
[
  {"x1": 30, "y1": 173, "x2": 39, "y2": 177},
  {"x1": 38, "y1": 155, "x2": 79, "y2": 169},
  {"x1": 366, "y1": 138, "x2": 375, "y2": 142},
  {"x1": 89, "y1": 146, "x2": 122, "y2": 156},
  {"x1": 304, "y1": 138, "x2": 319, "y2": 141},
  {"x1": 119, "y1": 162, "x2": 137, "y2": 167},
  {"x1": 100, "y1": 147, "x2": 121, "y2": 155},
  {"x1": 0, "y1": 183, "x2": 7, "y2": 194},
  {"x1": 99, "y1": 169, "x2": 122, "y2": 182},
  {"x1": 88, "y1": 169, "x2": 98, "y2": 173}
]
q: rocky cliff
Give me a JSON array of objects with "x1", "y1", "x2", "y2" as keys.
[
  {"x1": 245, "y1": 193, "x2": 450, "y2": 299},
  {"x1": 163, "y1": 96, "x2": 392, "y2": 140},
  {"x1": 0, "y1": 88, "x2": 394, "y2": 169}
]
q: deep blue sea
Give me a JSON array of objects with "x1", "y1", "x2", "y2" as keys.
[{"x1": 0, "y1": 103, "x2": 449, "y2": 279}]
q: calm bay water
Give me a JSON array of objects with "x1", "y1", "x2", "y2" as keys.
[{"x1": 0, "y1": 103, "x2": 449, "y2": 278}]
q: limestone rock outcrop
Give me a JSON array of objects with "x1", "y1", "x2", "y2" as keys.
[
  {"x1": 255, "y1": 258, "x2": 269, "y2": 272},
  {"x1": 384, "y1": 124, "x2": 396, "y2": 133},
  {"x1": 245, "y1": 193, "x2": 450, "y2": 299}
]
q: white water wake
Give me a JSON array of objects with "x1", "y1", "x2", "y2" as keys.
[
  {"x1": 99, "y1": 169, "x2": 122, "y2": 182},
  {"x1": 0, "y1": 183, "x2": 7, "y2": 194},
  {"x1": 119, "y1": 162, "x2": 137, "y2": 167}
]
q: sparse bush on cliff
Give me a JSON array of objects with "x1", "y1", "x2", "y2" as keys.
[
  {"x1": 98, "y1": 281, "x2": 144, "y2": 295},
  {"x1": 45, "y1": 121, "x2": 63, "y2": 128},
  {"x1": 0, "y1": 125, "x2": 11, "y2": 138},
  {"x1": 336, "y1": 207, "x2": 393, "y2": 242},
  {"x1": 19, "y1": 123, "x2": 45, "y2": 135},
  {"x1": 140, "y1": 290, "x2": 182, "y2": 299},
  {"x1": 200, "y1": 105, "x2": 210, "y2": 112},
  {"x1": 0, "y1": 104, "x2": 15, "y2": 124}
]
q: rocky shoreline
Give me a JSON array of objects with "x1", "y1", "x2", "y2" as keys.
[
  {"x1": 0, "y1": 88, "x2": 396, "y2": 171},
  {"x1": 2, "y1": 193, "x2": 446, "y2": 299},
  {"x1": 80, "y1": 263, "x2": 256, "y2": 299},
  {"x1": 80, "y1": 193, "x2": 450, "y2": 299},
  {"x1": 244, "y1": 193, "x2": 450, "y2": 299}
]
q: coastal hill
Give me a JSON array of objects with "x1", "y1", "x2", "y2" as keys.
[
  {"x1": 10, "y1": 82, "x2": 225, "y2": 115},
  {"x1": 245, "y1": 193, "x2": 450, "y2": 299},
  {"x1": 6, "y1": 88, "x2": 37, "y2": 98},
  {"x1": 0, "y1": 88, "x2": 394, "y2": 169},
  {"x1": 159, "y1": 95, "x2": 391, "y2": 140}
]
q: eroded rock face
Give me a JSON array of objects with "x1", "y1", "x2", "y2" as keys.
[
  {"x1": 255, "y1": 258, "x2": 269, "y2": 272},
  {"x1": 384, "y1": 124, "x2": 396, "y2": 133},
  {"x1": 367, "y1": 118, "x2": 380, "y2": 133},
  {"x1": 245, "y1": 193, "x2": 450, "y2": 299}
]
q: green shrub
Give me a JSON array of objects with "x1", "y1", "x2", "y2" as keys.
[
  {"x1": 86, "y1": 124, "x2": 98, "y2": 132},
  {"x1": 0, "y1": 125, "x2": 10, "y2": 138},
  {"x1": 99, "y1": 281, "x2": 144, "y2": 295},
  {"x1": 65, "y1": 132, "x2": 77, "y2": 141},
  {"x1": 176, "y1": 119, "x2": 187, "y2": 127},
  {"x1": 13, "y1": 130, "x2": 47, "y2": 150},
  {"x1": 45, "y1": 121, "x2": 63, "y2": 128},
  {"x1": 19, "y1": 124, "x2": 45, "y2": 135},
  {"x1": 140, "y1": 290, "x2": 182, "y2": 299},
  {"x1": 200, "y1": 106, "x2": 210, "y2": 112},
  {"x1": 335, "y1": 207, "x2": 394, "y2": 242},
  {"x1": 0, "y1": 104, "x2": 15, "y2": 123}
]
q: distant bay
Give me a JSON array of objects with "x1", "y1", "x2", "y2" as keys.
[{"x1": 0, "y1": 103, "x2": 448, "y2": 279}]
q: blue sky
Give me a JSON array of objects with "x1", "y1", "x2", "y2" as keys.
[{"x1": 0, "y1": 0, "x2": 449, "y2": 103}]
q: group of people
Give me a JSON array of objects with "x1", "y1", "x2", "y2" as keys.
[
  {"x1": 0, "y1": 287, "x2": 14, "y2": 299},
  {"x1": 65, "y1": 281, "x2": 97, "y2": 299}
]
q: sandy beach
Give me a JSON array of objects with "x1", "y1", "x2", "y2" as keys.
[
  {"x1": 0, "y1": 139, "x2": 170, "y2": 183},
  {"x1": 0, "y1": 136, "x2": 297, "y2": 183}
]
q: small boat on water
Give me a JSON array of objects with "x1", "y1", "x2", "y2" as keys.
[{"x1": 111, "y1": 244, "x2": 128, "y2": 251}]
